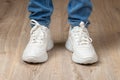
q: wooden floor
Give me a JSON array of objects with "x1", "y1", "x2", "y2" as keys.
[{"x1": 0, "y1": 0, "x2": 120, "y2": 80}]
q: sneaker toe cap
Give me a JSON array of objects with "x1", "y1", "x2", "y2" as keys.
[{"x1": 72, "y1": 48, "x2": 98, "y2": 64}]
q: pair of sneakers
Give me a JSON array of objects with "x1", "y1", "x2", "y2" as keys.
[{"x1": 22, "y1": 20, "x2": 98, "y2": 64}]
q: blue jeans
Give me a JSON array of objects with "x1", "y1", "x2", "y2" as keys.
[{"x1": 28, "y1": 0, "x2": 93, "y2": 28}]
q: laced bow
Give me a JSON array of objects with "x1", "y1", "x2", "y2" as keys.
[{"x1": 30, "y1": 20, "x2": 47, "y2": 44}]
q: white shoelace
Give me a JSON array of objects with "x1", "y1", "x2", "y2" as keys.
[
  {"x1": 30, "y1": 20, "x2": 47, "y2": 44},
  {"x1": 72, "y1": 22, "x2": 92, "y2": 46}
]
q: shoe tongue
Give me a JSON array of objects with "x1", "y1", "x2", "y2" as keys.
[
  {"x1": 71, "y1": 26, "x2": 81, "y2": 32},
  {"x1": 71, "y1": 22, "x2": 85, "y2": 31},
  {"x1": 31, "y1": 24, "x2": 48, "y2": 33},
  {"x1": 30, "y1": 19, "x2": 48, "y2": 32},
  {"x1": 41, "y1": 25, "x2": 48, "y2": 30},
  {"x1": 79, "y1": 21, "x2": 85, "y2": 28}
]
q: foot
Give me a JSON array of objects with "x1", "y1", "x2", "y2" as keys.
[
  {"x1": 22, "y1": 20, "x2": 54, "y2": 63},
  {"x1": 65, "y1": 22, "x2": 98, "y2": 64}
]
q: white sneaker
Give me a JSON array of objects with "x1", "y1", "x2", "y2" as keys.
[
  {"x1": 65, "y1": 22, "x2": 98, "y2": 64},
  {"x1": 22, "y1": 20, "x2": 54, "y2": 63}
]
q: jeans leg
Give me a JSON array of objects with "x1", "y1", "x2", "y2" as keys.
[
  {"x1": 28, "y1": 0, "x2": 54, "y2": 27},
  {"x1": 68, "y1": 0, "x2": 93, "y2": 28}
]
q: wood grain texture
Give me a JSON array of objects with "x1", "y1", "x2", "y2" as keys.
[{"x1": 0, "y1": 0, "x2": 120, "y2": 80}]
